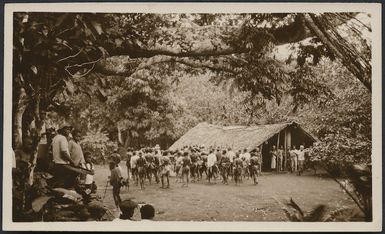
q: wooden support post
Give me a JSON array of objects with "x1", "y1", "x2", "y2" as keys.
[
  {"x1": 277, "y1": 132, "x2": 280, "y2": 148},
  {"x1": 276, "y1": 132, "x2": 280, "y2": 172},
  {"x1": 283, "y1": 128, "x2": 287, "y2": 171},
  {"x1": 259, "y1": 144, "x2": 263, "y2": 169}
]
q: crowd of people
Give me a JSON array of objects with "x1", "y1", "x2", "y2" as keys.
[
  {"x1": 124, "y1": 145, "x2": 263, "y2": 188},
  {"x1": 269, "y1": 145, "x2": 308, "y2": 174},
  {"x1": 13, "y1": 120, "x2": 310, "y2": 219},
  {"x1": 106, "y1": 142, "x2": 311, "y2": 219},
  {"x1": 105, "y1": 143, "x2": 311, "y2": 211}
]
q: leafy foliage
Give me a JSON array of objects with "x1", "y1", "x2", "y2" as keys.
[
  {"x1": 280, "y1": 197, "x2": 365, "y2": 222},
  {"x1": 281, "y1": 198, "x2": 327, "y2": 222},
  {"x1": 80, "y1": 129, "x2": 116, "y2": 162}
]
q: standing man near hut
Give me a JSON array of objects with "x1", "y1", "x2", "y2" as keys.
[
  {"x1": 270, "y1": 146, "x2": 277, "y2": 172},
  {"x1": 130, "y1": 151, "x2": 139, "y2": 185},
  {"x1": 220, "y1": 149, "x2": 231, "y2": 185},
  {"x1": 215, "y1": 147, "x2": 222, "y2": 179},
  {"x1": 241, "y1": 148, "x2": 251, "y2": 179},
  {"x1": 125, "y1": 148, "x2": 133, "y2": 184},
  {"x1": 136, "y1": 151, "x2": 147, "y2": 189},
  {"x1": 226, "y1": 147, "x2": 236, "y2": 180},
  {"x1": 207, "y1": 149, "x2": 217, "y2": 183},
  {"x1": 249, "y1": 152, "x2": 259, "y2": 185},
  {"x1": 233, "y1": 153, "x2": 243, "y2": 185},
  {"x1": 297, "y1": 145, "x2": 306, "y2": 176},
  {"x1": 175, "y1": 151, "x2": 184, "y2": 183},
  {"x1": 181, "y1": 152, "x2": 192, "y2": 187},
  {"x1": 255, "y1": 147, "x2": 262, "y2": 175},
  {"x1": 190, "y1": 148, "x2": 199, "y2": 183},
  {"x1": 153, "y1": 145, "x2": 162, "y2": 184},
  {"x1": 277, "y1": 146, "x2": 284, "y2": 172},
  {"x1": 160, "y1": 151, "x2": 171, "y2": 189},
  {"x1": 289, "y1": 146, "x2": 298, "y2": 173},
  {"x1": 199, "y1": 152, "x2": 208, "y2": 180}
]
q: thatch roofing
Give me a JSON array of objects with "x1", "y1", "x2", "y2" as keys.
[{"x1": 169, "y1": 121, "x2": 318, "y2": 151}]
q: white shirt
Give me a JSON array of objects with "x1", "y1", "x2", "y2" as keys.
[
  {"x1": 117, "y1": 165, "x2": 122, "y2": 174},
  {"x1": 242, "y1": 152, "x2": 251, "y2": 161},
  {"x1": 207, "y1": 153, "x2": 217, "y2": 167},
  {"x1": 297, "y1": 150, "x2": 305, "y2": 161},
  {"x1": 176, "y1": 156, "x2": 183, "y2": 165},
  {"x1": 85, "y1": 162, "x2": 94, "y2": 184},
  {"x1": 227, "y1": 151, "x2": 236, "y2": 163},
  {"x1": 52, "y1": 134, "x2": 70, "y2": 164},
  {"x1": 130, "y1": 155, "x2": 139, "y2": 168}
]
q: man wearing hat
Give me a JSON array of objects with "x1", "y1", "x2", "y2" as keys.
[
  {"x1": 111, "y1": 149, "x2": 121, "y2": 169},
  {"x1": 51, "y1": 122, "x2": 77, "y2": 188}
]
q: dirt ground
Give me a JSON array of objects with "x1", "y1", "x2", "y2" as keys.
[{"x1": 93, "y1": 163, "x2": 357, "y2": 221}]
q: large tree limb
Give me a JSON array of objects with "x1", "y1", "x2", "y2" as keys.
[
  {"x1": 95, "y1": 55, "x2": 241, "y2": 77},
  {"x1": 92, "y1": 13, "x2": 370, "y2": 93},
  {"x1": 108, "y1": 15, "x2": 312, "y2": 58},
  {"x1": 302, "y1": 13, "x2": 371, "y2": 91}
]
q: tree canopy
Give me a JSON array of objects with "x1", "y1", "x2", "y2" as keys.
[{"x1": 12, "y1": 11, "x2": 372, "y2": 161}]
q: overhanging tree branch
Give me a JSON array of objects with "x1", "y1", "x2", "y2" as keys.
[{"x1": 302, "y1": 13, "x2": 371, "y2": 91}]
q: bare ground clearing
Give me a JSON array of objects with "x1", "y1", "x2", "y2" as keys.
[{"x1": 94, "y1": 163, "x2": 357, "y2": 221}]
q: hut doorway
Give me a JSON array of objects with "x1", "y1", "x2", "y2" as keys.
[
  {"x1": 261, "y1": 142, "x2": 271, "y2": 171},
  {"x1": 261, "y1": 134, "x2": 279, "y2": 172}
]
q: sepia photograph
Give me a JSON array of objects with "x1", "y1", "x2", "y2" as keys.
[{"x1": 3, "y1": 2, "x2": 382, "y2": 232}]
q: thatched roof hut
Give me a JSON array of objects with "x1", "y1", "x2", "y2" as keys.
[{"x1": 169, "y1": 121, "x2": 318, "y2": 152}]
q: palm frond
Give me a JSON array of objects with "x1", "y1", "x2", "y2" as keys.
[
  {"x1": 305, "y1": 205, "x2": 326, "y2": 221},
  {"x1": 324, "y1": 207, "x2": 354, "y2": 222},
  {"x1": 287, "y1": 198, "x2": 304, "y2": 217}
]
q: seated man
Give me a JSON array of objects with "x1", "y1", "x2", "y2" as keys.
[
  {"x1": 68, "y1": 129, "x2": 85, "y2": 167},
  {"x1": 83, "y1": 152, "x2": 96, "y2": 192},
  {"x1": 140, "y1": 204, "x2": 155, "y2": 221},
  {"x1": 51, "y1": 123, "x2": 79, "y2": 188}
]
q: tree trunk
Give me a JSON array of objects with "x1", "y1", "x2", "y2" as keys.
[
  {"x1": 117, "y1": 124, "x2": 123, "y2": 146},
  {"x1": 28, "y1": 93, "x2": 43, "y2": 186},
  {"x1": 124, "y1": 130, "x2": 132, "y2": 149},
  {"x1": 13, "y1": 87, "x2": 29, "y2": 149}
]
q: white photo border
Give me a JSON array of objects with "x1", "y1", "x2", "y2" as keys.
[{"x1": 3, "y1": 2, "x2": 382, "y2": 232}]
